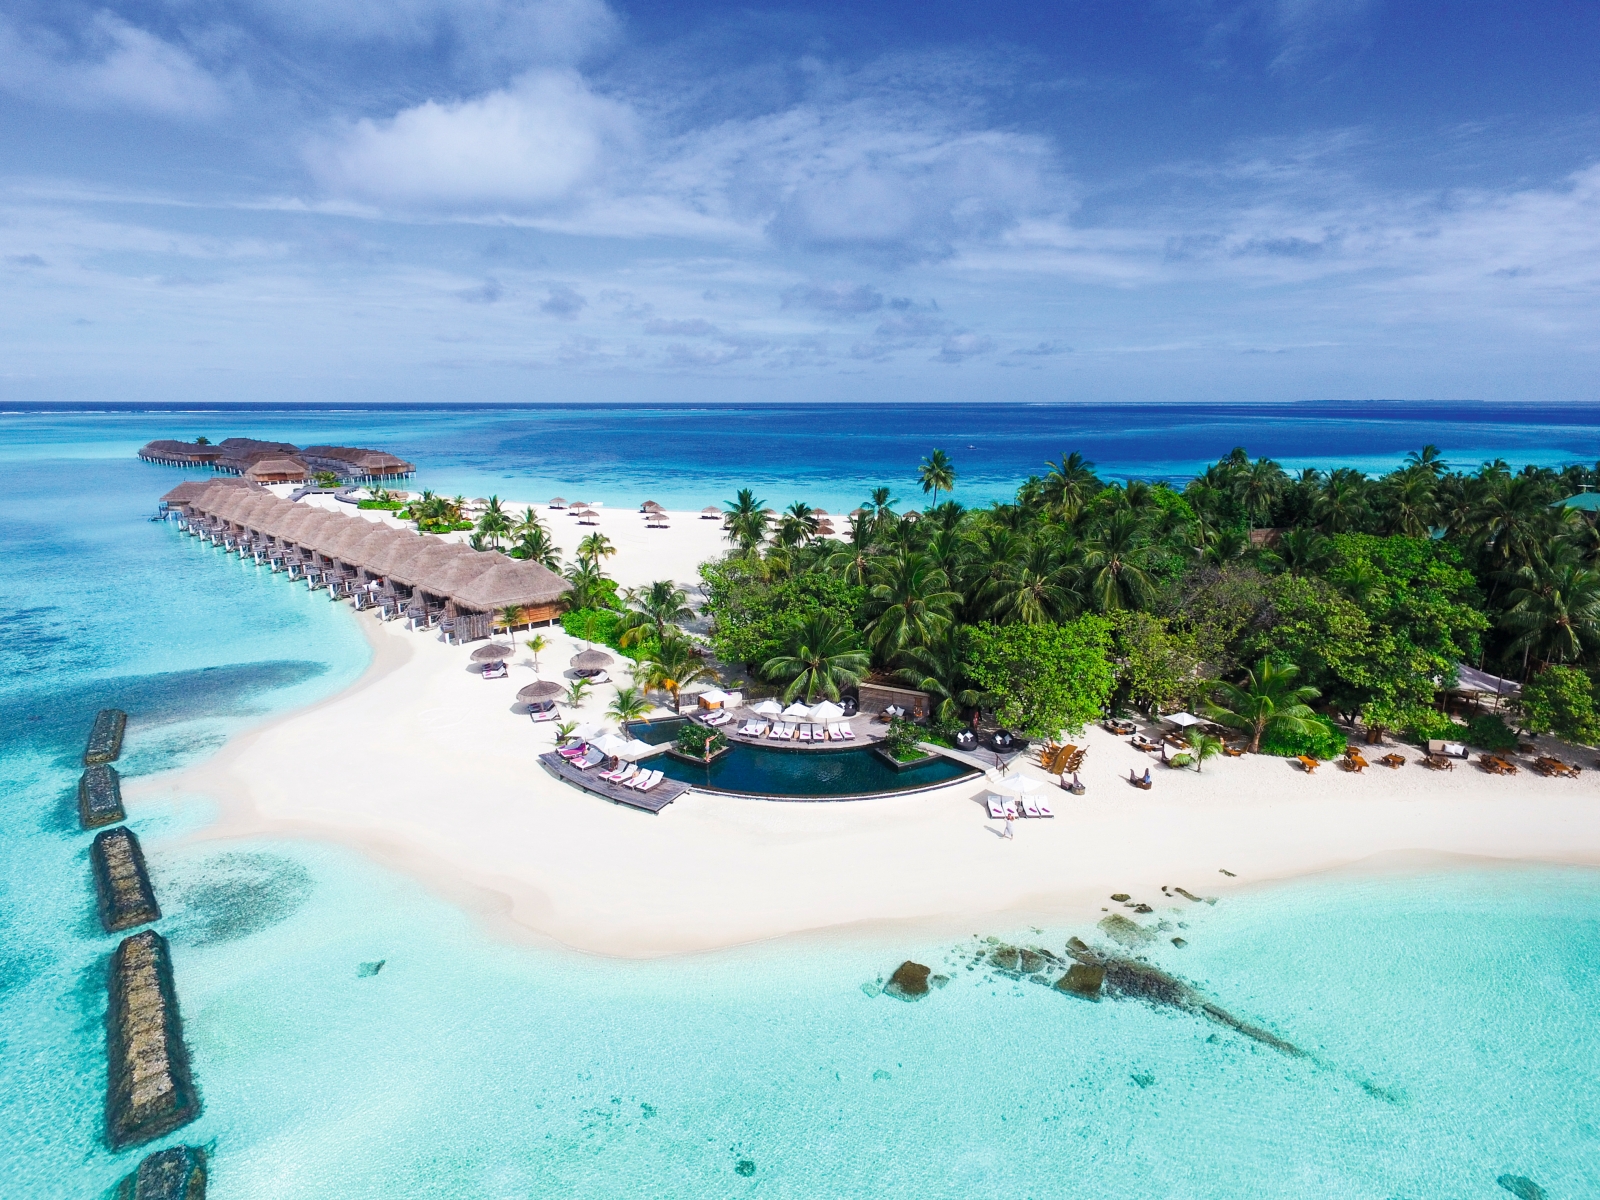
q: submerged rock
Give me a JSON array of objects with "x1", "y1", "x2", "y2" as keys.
[
  {"x1": 106, "y1": 931, "x2": 200, "y2": 1149},
  {"x1": 79, "y1": 765, "x2": 125, "y2": 829},
  {"x1": 1133, "y1": 904, "x2": 1154, "y2": 914},
  {"x1": 357, "y1": 960, "x2": 385, "y2": 978},
  {"x1": 91, "y1": 827, "x2": 161, "y2": 933},
  {"x1": 1496, "y1": 1176, "x2": 1546, "y2": 1200},
  {"x1": 1171, "y1": 937, "x2": 1188, "y2": 948},
  {"x1": 1110, "y1": 893, "x2": 1130, "y2": 902},
  {"x1": 1098, "y1": 914, "x2": 1155, "y2": 948},
  {"x1": 117, "y1": 1145, "x2": 206, "y2": 1200},
  {"x1": 1055, "y1": 963, "x2": 1105, "y2": 999},
  {"x1": 85, "y1": 709, "x2": 128, "y2": 766},
  {"x1": 884, "y1": 961, "x2": 931, "y2": 1000}
]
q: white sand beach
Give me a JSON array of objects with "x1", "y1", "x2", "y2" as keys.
[{"x1": 136, "y1": 506, "x2": 1600, "y2": 958}]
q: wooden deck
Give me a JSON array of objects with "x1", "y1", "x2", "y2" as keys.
[{"x1": 538, "y1": 752, "x2": 688, "y2": 813}]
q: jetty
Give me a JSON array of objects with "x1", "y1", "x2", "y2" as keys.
[
  {"x1": 117, "y1": 1146, "x2": 207, "y2": 1200},
  {"x1": 79, "y1": 764, "x2": 126, "y2": 828},
  {"x1": 107, "y1": 931, "x2": 200, "y2": 1149},
  {"x1": 85, "y1": 709, "x2": 127, "y2": 765},
  {"x1": 538, "y1": 752, "x2": 687, "y2": 813},
  {"x1": 139, "y1": 437, "x2": 414, "y2": 483},
  {"x1": 92, "y1": 828, "x2": 161, "y2": 933}
]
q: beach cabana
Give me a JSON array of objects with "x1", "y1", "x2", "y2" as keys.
[
  {"x1": 571, "y1": 649, "x2": 614, "y2": 677},
  {"x1": 548, "y1": 497, "x2": 568, "y2": 509},
  {"x1": 697, "y1": 688, "x2": 731, "y2": 710},
  {"x1": 518, "y1": 680, "x2": 565, "y2": 707}
]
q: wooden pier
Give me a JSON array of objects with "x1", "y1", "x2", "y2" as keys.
[{"x1": 538, "y1": 752, "x2": 687, "y2": 813}]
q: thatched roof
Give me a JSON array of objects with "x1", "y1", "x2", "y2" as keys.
[
  {"x1": 470, "y1": 642, "x2": 516, "y2": 662},
  {"x1": 361, "y1": 530, "x2": 429, "y2": 577},
  {"x1": 160, "y1": 478, "x2": 253, "y2": 506},
  {"x1": 415, "y1": 550, "x2": 509, "y2": 599},
  {"x1": 388, "y1": 540, "x2": 475, "y2": 589},
  {"x1": 517, "y1": 680, "x2": 565, "y2": 702},
  {"x1": 451, "y1": 559, "x2": 571, "y2": 611},
  {"x1": 571, "y1": 648, "x2": 614, "y2": 669}
]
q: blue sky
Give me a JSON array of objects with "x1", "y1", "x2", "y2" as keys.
[{"x1": 1, "y1": 0, "x2": 1596, "y2": 404}]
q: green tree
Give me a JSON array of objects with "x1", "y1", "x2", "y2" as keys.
[
  {"x1": 524, "y1": 633, "x2": 549, "y2": 671},
  {"x1": 510, "y1": 524, "x2": 562, "y2": 570},
  {"x1": 607, "y1": 685, "x2": 651, "y2": 723},
  {"x1": 1519, "y1": 665, "x2": 1600, "y2": 745},
  {"x1": 476, "y1": 495, "x2": 511, "y2": 548},
  {"x1": 639, "y1": 634, "x2": 715, "y2": 713},
  {"x1": 1043, "y1": 451, "x2": 1101, "y2": 517},
  {"x1": 1204, "y1": 658, "x2": 1321, "y2": 754},
  {"x1": 866, "y1": 552, "x2": 959, "y2": 658},
  {"x1": 761, "y1": 613, "x2": 871, "y2": 702},
  {"x1": 576, "y1": 532, "x2": 616, "y2": 567},
  {"x1": 1187, "y1": 732, "x2": 1225, "y2": 773},
  {"x1": 565, "y1": 678, "x2": 592, "y2": 707},
  {"x1": 617, "y1": 580, "x2": 696, "y2": 648},
  {"x1": 918, "y1": 448, "x2": 956, "y2": 506},
  {"x1": 1501, "y1": 562, "x2": 1600, "y2": 671},
  {"x1": 1112, "y1": 611, "x2": 1205, "y2": 716},
  {"x1": 963, "y1": 616, "x2": 1117, "y2": 737},
  {"x1": 893, "y1": 624, "x2": 978, "y2": 724},
  {"x1": 1080, "y1": 510, "x2": 1156, "y2": 611},
  {"x1": 723, "y1": 488, "x2": 769, "y2": 553}
]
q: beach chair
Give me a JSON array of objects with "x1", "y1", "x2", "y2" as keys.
[
  {"x1": 1296, "y1": 755, "x2": 1320, "y2": 774},
  {"x1": 768, "y1": 722, "x2": 786, "y2": 740},
  {"x1": 633, "y1": 769, "x2": 663, "y2": 791},
  {"x1": 985, "y1": 794, "x2": 1006, "y2": 820},
  {"x1": 838, "y1": 723, "x2": 855, "y2": 740},
  {"x1": 604, "y1": 762, "x2": 637, "y2": 784},
  {"x1": 1023, "y1": 796, "x2": 1042, "y2": 818},
  {"x1": 1035, "y1": 797, "x2": 1054, "y2": 817}
]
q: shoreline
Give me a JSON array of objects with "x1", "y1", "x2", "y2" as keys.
[{"x1": 127, "y1": 513, "x2": 1600, "y2": 959}]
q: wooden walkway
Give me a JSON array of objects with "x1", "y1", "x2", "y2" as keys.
[{"x1": 538, "y1": 752, "x2": 688, "y2": 814}]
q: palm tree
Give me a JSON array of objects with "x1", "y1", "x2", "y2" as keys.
[
  {"x1": 1378, "y1": 467, "x2": 1437, "y2": 537},
  {"x1": 1236, "y1": 456, "x2": 1286, "y2": 534},
  {"x1": 524, "y1": 633, "x2": 549, "y2": 671},
  {"x1": 723, "y1": 488, "x2": 769, "y2": 553},
  {"x1": 824, "y1": 512, "x2": 876, "y2": 586},
  {"x1": 1080, "y1": 510, "x2": 1155, "y2": 611},
  {"x1": 576, "y1": 532, "x2": 616, "y2": 567},
  {"x1": 1502, "y1": 562, "x2": 1600, "y2": 671},
  {"x1": 511, "y1": 524, "x2": 562, "y2": 570},
  {"x1": 476, "y1": 495, "x2": 511, "y2": 548},
  {"x1": 617, "y1": 580, "x2": 695, "y2": 648},
  {"x1": 1276, "y1": 528, "x2": 1331, "y2": 576},
  {"x1": 638, "y1": 634, "x2": 715, "y2": 713},
  {"x1": 1043, "y1": 451, "x2": 1101, "y2": 517},
  {"x1": 1187, "y1": 732, "x2": 1225, "y2": 773},
  {"x1": 607, "y1": 685, "x2": 651, "y2": 723},
  {"x1": 1404, "y1": 444, "x2": 1448, "y2": 475},
  {"x1": 894, "y1": 624, "x2": 977, "y2": 723},
  {"x1": 982, "y1": 535, "x2": 1079, "y2": 624},
  {"x1": 866, "y1": 552, "x2": 959, "y2": 657},
  {"x1": 565, "y1": 678, "x2": 593, "y2": 707},
  {"x1": 563, "y1": 560, "x2": 611, "y2": 609},
  {"x1": 1314, "y1": 469, "x2": 1371, "y2": 533},
  {"x1": 554, "y1": 719, "x2": 579, "y2": 743},
  {"x1": 917, "y1": 449, "x2": 956, "y2": 506},
  {"x1": 775, "y1": 502, "x2": 819, "y2": 549},
  {"x1": 1203, "y1": 659, "x2": 1321, "y2": 753},
  {"x1": 498, "y1": 605, "x2": 523, "y2": 636},
  {"x1": 867, "y1": 487, "x2": 898, "y2": 537},
  {"x1": 761, "y1": 614, "x2": 870, "y2": 702}
]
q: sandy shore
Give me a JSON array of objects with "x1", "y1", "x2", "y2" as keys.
[{"x1": 133, "y1": 506, "x2": 1600, "y2": 958}]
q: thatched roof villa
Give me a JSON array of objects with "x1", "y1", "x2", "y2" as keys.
[
  {"x1": 163, "y1": 480, "x2": 570, "y2": 636},
  {"x1": 140, "y1": 437, "x2": 415, "y2": 482}
]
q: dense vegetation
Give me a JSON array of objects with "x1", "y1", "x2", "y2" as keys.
[{"x1": 692, "y1": 447, "x2": 1600, "y2": 750}]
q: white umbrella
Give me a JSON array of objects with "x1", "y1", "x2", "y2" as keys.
[
  {"x1": 1163, "y1": 712, "x2": 1206, "y2": 728},
  {"x1": 782, "y1": 702, "x2": 811, "y2": 718},
  {"x1": 616, "y1": 738, "x2": 658, "y2": 760},
  {"x1": 699, "y1": 687, "x2": 731, "y2": 704},
  {"x1": 809, "y1": 700, "x2": 845, "y2": 721},
  {"x1": 993, "y1": 775, "x2": 1045, "y2": 796},
  {"x1": 593, "y1": 733, "x2": 630, "y2": 755},
  {"x1": 571, "y1": 722, "x2": 606, "y2": 742},
  {"x1": 753, "y1": 699, "x2": 783, "y2": 716}
]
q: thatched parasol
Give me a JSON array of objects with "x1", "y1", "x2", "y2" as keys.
[
  {"x1": 700, "y1": 506, "x2": 720, "y2": 519},
  {"x1": 640, "y1": 500, "x2": 663, "y2": 512},
  {"x1": 548, "y1": 497, "x2": 568, "y2": 508},
  {"x1": 571, "y1": 648, "x2": 614, "y2": 672},
  {"x1": 471, "y1": 642, "x2": 516, "y2": 663},
  {"x1": 517, "y1": 680, "x2": 565, "y2": 702}
]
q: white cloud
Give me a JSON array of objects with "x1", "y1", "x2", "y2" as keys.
[
  {"x1": 0, "y1": 13, "x2": 226, "y2": 119},
  {"x1": 308, "y1": 70, "x2": 633, "y2": 209}
]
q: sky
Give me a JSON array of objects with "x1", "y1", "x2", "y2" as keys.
[{"x1": 1, "y1": 0, "x2": 1597, "y2": 405}]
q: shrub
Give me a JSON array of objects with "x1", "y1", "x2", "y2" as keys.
[
  {"x1": 560, "y1": 607, "x2": 654, "y2": 662},
  {"x1": 1520, "y1": 666, "x2": 1600, "y2": 746},
  {"x1": 676, "y1": 724, "x2": 725, "y2": 758},
  {"x1": 1398, "y1": 706, "x2": 1463, "y2": 746},
  {"x1": 1258, "y1": 713, "x2": 1347, "y2": 760},
  {"x1": 1464, "y1": 713, "x2": 1519, "y2": 753},
  {"x1": 882, "y1": 717, "x2": 924, "y2": 761}
]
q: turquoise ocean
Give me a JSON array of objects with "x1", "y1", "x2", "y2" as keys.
[{"x1": 3, "y1": 404, "x2": 1600, "y2": 1198}]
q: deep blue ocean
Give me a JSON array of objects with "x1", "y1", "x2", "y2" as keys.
[{"x1": 3, "y1": 404, "x2": 1599, "y2": 1199}]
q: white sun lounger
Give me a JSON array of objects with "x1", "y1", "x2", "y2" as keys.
[
  {"x1": 634, "y1": 769, "x2": 664, "y2": 792},
  {"x1": 627, "y1": 769, "x2": 656, "y2": 790},
  {"x1": 1034, "y1": 797, "x2": 1054, "y2": 817},
  {"x1": 604, "y1": 762, "x2": 637, "y2": 784},
  {"x1": 1023, "y1": 796, "x2": 1041, "y2": 818},
  {"x1": 769, "y1": 722, "x2": 788, "y2": 739},
  {"x1": 985, "y1": 794, "x2": 1006, "y2": 819}
]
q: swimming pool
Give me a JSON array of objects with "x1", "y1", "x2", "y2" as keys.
[{"x1": 628, "y1": 718, "x2": 979, "y2": 799}]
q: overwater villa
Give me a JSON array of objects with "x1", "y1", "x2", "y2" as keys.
[
  {"x1": 162, "y1": 480, "x2": 567, "y2": 639},
  {"x1": 139, "y1": 438, "x2": 416, "y2": 482}
]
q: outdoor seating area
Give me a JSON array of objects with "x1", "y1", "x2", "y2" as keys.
[
  {"x1": 537, "y1": 750, "x2": 686, "y2": 813},
  {"x1": 1533, "y1": 756, "x2": 1581, "y2": 777}
]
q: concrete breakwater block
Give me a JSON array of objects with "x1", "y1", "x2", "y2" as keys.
[
  {"x1": 117, "y1": 1146, "x2": 207, "y2": 1200},
  {"x1": 92, "y1": 828, "x2": 161, "y2": 933},
  {"x1": 85, "y1": 709, "x2": 128, "y2": 765},
  {"x1": 79, "y1": 765, "x2": 126, "y2": 829},
  {"x1": 107, "y1": 931, "x2": 200, "y2": 1149}
]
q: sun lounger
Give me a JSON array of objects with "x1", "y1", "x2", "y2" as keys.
[
  {"x1": 768, "y1": 722, "x2": 787, "y2": 740},
  {"x1": 837, "y1": 724, "x2": 854, "y2": 740},
  {"x1": 985, "y1": 794, "x2": 1006, "y2": 819},
  {"x1": 602, "y1": 762, "x2": 637, "y2": 784},
  {"x1": 1023, "y1": 796, "x2": 1041, "y2": 818},
  {"x1": 530, "y1": 707, "x2": 556, "y2": 723},
  {"x1": 632, "y1": 769, "x2": 663, "y2": 791},
  {"x1": 798, "y1": 724, "x2": 814, "y2": 742},
  {"x1": 1034, "y1": 797, "x2": 1054, "y2": 817}
]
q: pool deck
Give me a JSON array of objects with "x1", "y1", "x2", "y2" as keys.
[
  {"x1": 537, "y1": 752, "x2": 688, "y2": 813},
  {"x1": 700, "y1": 711, "x2": 888, "y2": 751}
]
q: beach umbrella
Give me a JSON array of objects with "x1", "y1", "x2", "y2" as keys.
[
  {"x1": 616, "y1": 738, "x2": 657, "y2": 760},
  {"x1": 593, "y1": 733, "x2": 630, "y2": 755},
  {"x1": 640, "y1": 500, "x2": 663, "y2": 511},
  {"x1": 700, "y1": 506, "x2": 720, "y2": 519},
  {"x1": 809, "y1": 700, "x2": 845, "y2": 721},
  {"x1": 517, "y1": 680, "x2": 565, "y2": 703},
  {"x1": 572, "y1": 722, "x2": 606, "y2": 741},
  {"x1": 698, "y1": 688, "x2": 731, "y2": 706},
  {"x1": 1162, "y1": 711, "x2": 1207, "y2": 728},
  {"x1": 548, "y1": 497, "x2": 567, "y2": 508},
  {"x1": 470, "y1": 642, "x2": 516, "y2": 663},
  {"x1": 571, "y1": 648, "x2": 614, "y2": 672},
  {"x1": 993, "y1": 775, "x2": 1045, "y2": 796},
  {"x1": 753, "y1": 699, "x2": 783, "y2": 716},
  {"x1": 782, "y1": 701, "x2": 811, "y2": 718}
]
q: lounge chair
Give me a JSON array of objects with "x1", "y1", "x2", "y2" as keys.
[
  {"x1": 1022, "y1": 796, "x2": 1041, "y2": 818},
  {"x1": 530, "y1": 707, "x2": 556, "y2": 723},
  {"x1": 985, "y1": 794, "x2": 1006, "y2": 819},
  {"x1": 795, "y1": 724, "x2": 811, "y2": 742},
  {"x1": 1035, "y1": 797, "x2": 1055, "y2": 817},
  {"x1": 603, "y1": 762, "x2": 637, "y2": 784},
  {"x1": 837, "y1": 724, "x2": 855, "y2": 740},
  {"x1": 768, "y1": 722, "x2": 786, "y2": 740},
  {"x1": 1296, "y1": 755, "x2": 1320, "y2": 774},
  {"x1": 631, "y1": 769, "x2": 662, "y2": 791}
]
